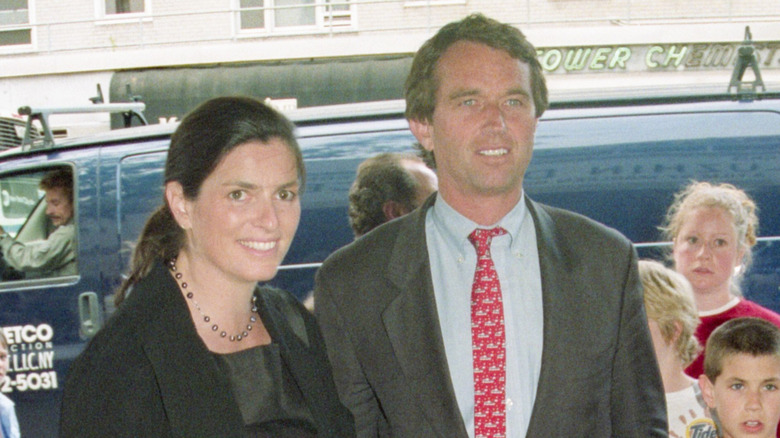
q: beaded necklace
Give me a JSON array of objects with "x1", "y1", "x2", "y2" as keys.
[{"x1": 168, "y1": 257, "x2": 258, "y2": 342}]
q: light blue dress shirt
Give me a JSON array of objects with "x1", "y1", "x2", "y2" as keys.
[
  {"x1": 0, "y1": 393, "x2": 20, "y2": 438},
  {"x1": 426, "y1": 194, "x2": 543, "y2": 438}
]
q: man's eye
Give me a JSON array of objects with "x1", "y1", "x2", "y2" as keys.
[
  {"x1": 278, "y1": 189, "x2": 297, "y2": 201},
  {"x1": 229, "y1": 190, "x2": 246, "y2": 201}
]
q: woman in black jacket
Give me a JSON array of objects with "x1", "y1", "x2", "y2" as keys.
[{"x1": 60, "y1": 96, "x2": 354, "y2": 438}]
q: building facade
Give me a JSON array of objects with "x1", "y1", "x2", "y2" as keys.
[{"x1": 2, "y1": 0, "x2": 780, "y2": 135}]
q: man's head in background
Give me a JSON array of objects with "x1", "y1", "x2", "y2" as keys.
[
  {"x1": 40, "y1": 168, "x2": 74, "y2": 227},
  {"x1": 348, "y1": 152, "x2": 437, "y2": 237}
]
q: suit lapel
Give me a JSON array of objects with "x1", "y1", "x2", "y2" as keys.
[
  {"x1": 381, "y1": 196, "x2": 469, "y2": 438},
  {"x1": 525, "y1": 198, "x2": 596, "y2": 434}
]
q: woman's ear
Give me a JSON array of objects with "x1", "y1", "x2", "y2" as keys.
[
  {"x1": 165, "y1": 181, "x2": 192, "y2": 229},
  {"x1": 735, "y1": 246, "x2": 747, "y2": 275}
]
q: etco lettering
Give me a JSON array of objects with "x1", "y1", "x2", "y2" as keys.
[
  {"x1": 1, "y1": 324, "x2": 59, "y2": 393},
  {"x1": 2, "y1": 324, "x2": 54, "y2": 344}
]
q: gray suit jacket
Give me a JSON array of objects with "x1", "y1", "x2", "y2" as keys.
[{"x1": 315, "y1": 194, "x2": 667, "y2": 437}]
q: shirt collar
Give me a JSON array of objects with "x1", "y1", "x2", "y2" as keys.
[{"x1": 429, "y1": 192, "x2": 526, "y2": 248}]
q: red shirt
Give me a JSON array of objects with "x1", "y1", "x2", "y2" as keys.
[{"x1": 685, "y1": 299, "x2": 780, "y2": 379}]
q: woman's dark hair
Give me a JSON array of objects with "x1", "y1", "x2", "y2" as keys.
[{"x1": 114, "y1": 96, "x2": 304, "y2": 305}]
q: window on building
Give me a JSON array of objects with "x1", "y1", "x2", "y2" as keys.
[
  {"x1": 97, "y1": 0, "x2": 150, "y2": 24},
  {"x1": 404, "y1": 0, "x2": 466, "y2": 6},
  {"x1": 276, "y1": 0, "x2": 315, "y2": 27},
  {"x1": 240, "y1": 0, "x2": 265, "y2": 29},
  {"x1": 0, "y1": 0, "x2": 31, "y2": 47},
  {"x1": 238, "y1": 0, "x2": 352, "y2": 32},
  {"x1": 105, "y1": 0, "x2": 144, "y2": 14}
]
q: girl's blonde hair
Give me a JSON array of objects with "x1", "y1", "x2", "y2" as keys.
[{"x1": 639, "y1": 259, "x2": 701, "y2": 366}]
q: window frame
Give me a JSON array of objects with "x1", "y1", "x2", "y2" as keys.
[
  {"x1": 0, "y1": 164, "x2": 79, "y2": 283},
  {"x1": 403, "y1": 0, "x2": 466, "y2": 7},
  {"x1": 0, "y1": 0, "x2": 34, "y2": 53},
  {"x1": 235, "y1": 0, "x2": 354, "y2": 36},
  {"x1": 94, "y1": 0, "x2": 152, "y2": 25}
]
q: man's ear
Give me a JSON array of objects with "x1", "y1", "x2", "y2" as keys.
[
  {"x1": 165, "y1": 181, "x2": 192, "y2": 229},
  {"x1": 382, "y1": 200, "x2": 411, "y2": 221},
  {"x1": 408, "y1": 118, "x2": 434, "y2": 152},
  {"x1": 698, "y1": 374, "x2": 717, "y2": 408}
]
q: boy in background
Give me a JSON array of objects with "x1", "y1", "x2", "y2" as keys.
[{"x1": 699, "y1": 317, "x2": 780, "y2": 438}]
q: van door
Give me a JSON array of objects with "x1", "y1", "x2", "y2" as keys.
[{"x1": 0, "y1": 152, "x2": 100, "y2": 437}]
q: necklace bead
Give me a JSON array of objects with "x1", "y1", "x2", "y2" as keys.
[{"x1": 168, "y1": 257, "x2": 258, "y2": 342}]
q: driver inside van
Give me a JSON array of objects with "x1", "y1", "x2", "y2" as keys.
[{"x1": 0, "y1": 168, "x2": 76, "y2": 279}]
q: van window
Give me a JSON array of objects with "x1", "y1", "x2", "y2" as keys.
[
  {"x1": 527, "y1": 109, "x2": 780, "y2": 313},
  {"x1": 529, "y1": 110, "x2": 780, "y2": 244},
  {"x1": 0, "y1": 166, "x2": 77, "y2": 281},
  {"x1": 0, "y1": 172, "x2": 42, "y2": 237},
  {"x1": 273, "y1": 127, "x2": 417, "y2": 299},
  {"x1": 118, "y1": 151, "x2": 167, "y2": 269}
]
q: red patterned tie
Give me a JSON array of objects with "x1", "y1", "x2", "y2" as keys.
[{"x1": 469, "y1": 227, "x2": 507, "y2": 438}]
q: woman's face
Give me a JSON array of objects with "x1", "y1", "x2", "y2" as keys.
[
  {"x1": 172, "y1": 139, "x2": 301, "y2": 287},
  {"x1": 672, "y1": 206, "x2": 745, "y2": 298}
]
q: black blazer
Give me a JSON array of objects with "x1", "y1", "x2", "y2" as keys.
[
  {"x1": 315, "y1": 194, "x2": 667, "y2": 437},
  {"x1": 60, "y1": 261, "x2": 354, "y2": 438}
]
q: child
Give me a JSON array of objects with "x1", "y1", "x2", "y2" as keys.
[
  {"x1": 0, "y1": 329, "x2": 21, "y2": 438},
  {"x1": 639, "y1": 259, "x2": 717, "y2": 437},
  {"x1": 662, "y1": 181, "x2": 780, "y2": 379},
  {"x1": 699, "y1": 317, "x2": 780, "y2": 438}
]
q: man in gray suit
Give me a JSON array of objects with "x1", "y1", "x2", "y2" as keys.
[{"x1": 314, "y1": 13, "x2": 667, "y2": 437}]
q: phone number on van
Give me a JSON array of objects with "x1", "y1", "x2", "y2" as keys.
[{"x1": 2, "y1": 371, "x2": 58, "y2": 392}]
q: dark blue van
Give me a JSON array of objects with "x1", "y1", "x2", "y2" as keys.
[{"x1": 0, "y1": 89, "x2": 779, "y2": 436}]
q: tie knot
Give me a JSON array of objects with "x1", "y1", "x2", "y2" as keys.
[{"x1": 468, "y1": 227, "x2": 507, "y2": 254}]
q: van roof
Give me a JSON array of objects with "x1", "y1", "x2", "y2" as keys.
[{"x1": 4, "y1": 82, "x2": 779, "y2": 160}]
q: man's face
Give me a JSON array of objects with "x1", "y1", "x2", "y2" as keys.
[
  {"x1": 410, "y1": 40, "x2": 538, "y2": 209},
  {"x1": 45, "y1": 186, "x2": 73, "y2": 227},
  {"x1": 699, "y1": 353, "x2": 780, "y2": 438}
]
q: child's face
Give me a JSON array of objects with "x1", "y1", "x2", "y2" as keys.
[
  {"x1": 0, "y1": 341, "x2": 8, "y2": 380},
  {"x1": 699, "y1": 353, "x2": 780, "y2": 438}
]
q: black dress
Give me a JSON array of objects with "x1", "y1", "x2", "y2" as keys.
[{"x1": 214, "y1": 344, "x2": 318, "y2": 437}]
